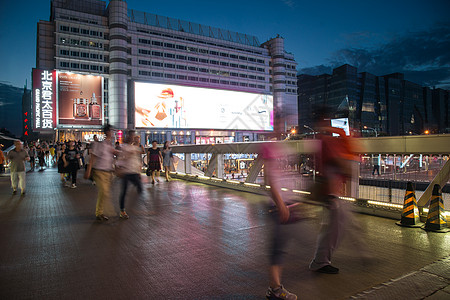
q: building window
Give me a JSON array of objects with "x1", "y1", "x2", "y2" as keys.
[
  {"x1": 210, "y1": 50, "x2": 219, "y2": 56},
  {"x1": 152, "y1": 51, "x2": 163, "y2": 57},
  {"x1": 239, "y1": 82, "x2": 248, "y2": 87},
  {"x1": 230, "y1": 54, "x2": 238, "y2": 59},
  {"x1": 164, "y1": 53, "x2": 175, "y2": 59},
  {"x1": 230, "y1": 63, "x2": 238, "y2": 68},
  {"x1": 210, "y1": 79, "x2": 219, "y2": 84},
  {"x1": 249, "y1": 75, "x2": 256, "y2": 79},
  {"x1": 199, "y1": 78, "x2": 209, "y2": 82},
  {"x1": 90, "y1": 65, "x2": 99, "y2": 71},
  {"x1": 198, "y1": 48, "x2": 208, "y2": 54},
  {"x1": 152, "y1": 61, "x2": 163, "y2": 67},
  {"x1": 164, "y1": 63, "x2": 175, "y2": 69},
  {"x1": 220, "y1": 62, "x2": 229, "y2": 67},
  {"x1": 210, "y1": 60, "x2": 219, "y2": 65},
  {"x1": 81, "y1": 64, "x2": 89, "y2": 70},
  {"x1": 165, "y1": 73, "x2": 176, "y2": 79},
  {"x1": 176, "y1": 54, "x2": 187, "y2": 60},
  {"x1": 152, "y1": 72, "x2": 163, "y2": 77},
  {"x1": 81, "y1": 28, "x2": 89, "y2": 35},
  {"x1": 220, "y1": 52, "x2": 229, "y2": 57},
  {"x1": 187, "y1": 47, "x2": 198, "y2": 52},
  {"x1": 176, "y1": 45, "x2": 187, "y2": 50},
  {"x1": 60, "y1": 61, "x2": 70, "y2": 68},
  {"x1": 71, "y1": 51, "x2": 80, "y2": 57},
  {"x1": 188, "y1": 57, "x2": 198, "y2": 62},
  {"x1": 71, "y1": 27, "x2": 79, "y2": 33},
  {"x1": 230, "y1": 81, "x2": 238, "y2": 86},
  {"x1": 257, "y1": 76, "x2": 265, "y2": 81},
  {"x1": 239, "y1": 56, "x2": 247, "y2": 61},
  {"x1": 239, "y1": 74, "x2": 247, "y2": 78},
  {"x1": 188, "y1": 66, "x2": 198, "y2": 72},
  {"x1": 176, "y1": 65, "x2": 187, "y2": 70},
  {"x1": 152, "y1": 41, "x2": 163, "y2": 46},
  {"x1": 230, "y1": 72, "x2": 238, "y2": 77},
  {"x1": 71, "y1": 63, "x2": 80, "y2": 69},
  {"x1": 60, "y1": 25, "x2": 70, "y2": 32},
  {"x1": 257, "y1": 85, "x2": 265, "y2": 89},
  {"x1": 164, "y1": 42, "x2": 175, "y2": 48},
  {"x1": 177, "y1": 75, "x2": 187, "y2": 80},
  {"x1": 199, "y1": 58, "x2": 208, "y2": 63},
  {"x1": 220, "y1": 80, "x2": 229, "y2": 85},
  {"x1": 199, "y1": 68, "x2": 208, "y2": 73},
  {"x1": 257, "y1": 59, "x2": 265, "y2": 64},
  {"x1": 188, "y1": 76, "x2": 198, "y2": 81},
  {"x1": 239, "y1": 65, "x2": 247, "y2": 69},
  {"x1": 60, "y1": 49, "x2": 69, "y2": 56}
]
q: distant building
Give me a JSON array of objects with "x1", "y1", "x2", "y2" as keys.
[
  {"x1": 35, "y1": 0, "x2": 298, "y2": 143},
  {"x1": 297, "y1": 64, "x2": 449, "y2": 136}
]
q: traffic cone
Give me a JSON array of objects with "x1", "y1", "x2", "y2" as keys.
[
  {"x1": 396, "y1": 182, "x2": 422, "y2": 228},
  {"x1": 422, "y1": 184, "x2": 449, "y2": 233}
]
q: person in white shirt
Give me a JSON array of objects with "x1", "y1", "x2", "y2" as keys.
[{"x1": 87, "y1": 125, "x2": 117, "y2": 221}]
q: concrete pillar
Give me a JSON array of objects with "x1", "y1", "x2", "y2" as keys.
[
  {"x1": 108, "y1": 0, "x2": 128, "y2": 129},
  {"x1": 184, "y1": 153, "x2": 191, "y2": 174}
]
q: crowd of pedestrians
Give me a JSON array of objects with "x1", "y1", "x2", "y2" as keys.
[{"x1": 2, "y1": 117, "x2": 369, "y2": 300}]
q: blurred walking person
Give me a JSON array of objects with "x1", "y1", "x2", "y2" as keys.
[
  {"x1": 37, "y1": 145, "x2": 45, "y2": 171},
  {"x1": 146, "y1": 140, "x2": 162, "y2": 184},
  {"x1": 162, "y1": 141, "x2": 173, "y2": 181},
  {"x1": 116, "y1": 130, "x2": 145, "y2": 219},
  {"x1": 308, "y1": 107, "x2": 358, "y2": 274},
  {"x1": 262, "y1": 143, "x2": 298, "y2": 300},
  {"x1": 62, "y1": 141, "x2": 80, "y2": 188},
  {"x1": 7, "y1": 141, "x2": 30, "y2": 195},
  {"x1": 86, "y1": 125, "x2": 117, "y2": 221}
]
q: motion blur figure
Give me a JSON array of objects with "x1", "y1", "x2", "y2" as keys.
[
  {"x1": 262, "y1": 142, "x2": 298, "y2": 300},
  {"x1": 308, "y1": 107, "x2": 362, "y2": 274}
]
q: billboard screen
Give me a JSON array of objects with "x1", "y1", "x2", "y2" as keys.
[
  {"x1": 32, "y1": 69, "x2": 56, "y2": 131},
  {"x1": 57, "y1": 72, "x2": 103, "y2": 127},
  {"x1": 331, "y1": 118, "x2": 350, "y2": 136},
  {"x1": 135, "y1": 82, "x2": 273, "y2": 131}
]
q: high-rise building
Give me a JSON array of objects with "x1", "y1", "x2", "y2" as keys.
[
  {"x1": 297, "y1": 64, "x2": 448, "y2": 136},
  {"x1": 35, "y1": 0, "x2": 298, "y2": 143}
]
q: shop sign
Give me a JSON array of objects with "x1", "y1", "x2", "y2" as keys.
[{"x1": 32, "y1": 69, "x2": 56, "y2": 131}]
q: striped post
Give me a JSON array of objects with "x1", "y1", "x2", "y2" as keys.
[
  {"x1": 422, "y1": 184, "x2": 449, "y2": 232},
  {"x1": 396, "y1": 182, "x2": 422, "y2": 227}
]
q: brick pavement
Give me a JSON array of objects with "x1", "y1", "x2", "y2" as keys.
[{"x1": 0, "y1": 167, "x2": 449, "y2": 299}]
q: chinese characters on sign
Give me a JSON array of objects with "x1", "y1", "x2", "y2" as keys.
[
  {"x1": 32, "y1": 69, "x2": 55, "y2": 131},
  {"x1": 41, "y1": 71, "x2": 53, "y2": 129}
]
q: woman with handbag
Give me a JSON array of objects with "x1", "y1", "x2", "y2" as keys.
[
  {"x1": 146, "y1": 140, "x2": 162, "y2": 184},
  {"x1": 62, "y1": 141, "x2": 80, "y2": 188}
]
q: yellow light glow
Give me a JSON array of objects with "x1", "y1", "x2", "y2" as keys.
[
  {"x1": 292, "y1": 190, "x2": 311, "y2": 195},
  {"x1": 244, "y1": 182, "x2": 261, "y2": 187}
]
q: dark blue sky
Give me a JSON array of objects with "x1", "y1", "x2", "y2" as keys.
[{"x1": 0, "y1": 0, "x2": 449, "y2": 89}]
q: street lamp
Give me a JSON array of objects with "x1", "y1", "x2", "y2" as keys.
[
  {"x1": 303, "y1": 125, "x2": 315, "y2": 138},
  {"x1": 363, "y1": 125, "x2": 378, "y2": 137}
]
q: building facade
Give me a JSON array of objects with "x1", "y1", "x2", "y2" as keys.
[
  {"x1": 35, "y1": 0, "x2": 298, "y2": 143},
  {"x1": 297, "y1": 64, "x2": 449, "y2": 136}
]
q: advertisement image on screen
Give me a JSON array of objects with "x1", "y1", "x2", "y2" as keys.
[
  {"x1": 57, "y1": 72, "x2": 103, "y2": 126},
  {"x1": 331, "y1": 118, "x2": 350, "y2": 136},
  {"x1": 135, "y1": 82, "x2": 273, "y2": 131}
]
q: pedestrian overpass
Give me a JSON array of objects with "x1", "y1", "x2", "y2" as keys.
[{"x1": 169, "y1": 134, "x2": 450, "y2": 221}]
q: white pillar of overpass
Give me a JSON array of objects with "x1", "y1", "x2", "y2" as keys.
[{"x1": 184, "y1": 153, "x2": 191, "y2": 174}]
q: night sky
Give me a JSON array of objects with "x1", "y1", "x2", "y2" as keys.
[{"x1": 0, "y1": 0, "x2": 449, "y2": 92}]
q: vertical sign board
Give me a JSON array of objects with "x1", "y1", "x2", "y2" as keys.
[{"x1": 32, "y1": 69, "x2": 56, "y2": 131}]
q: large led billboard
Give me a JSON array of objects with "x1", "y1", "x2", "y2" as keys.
[
  {"x1": 32, "y1": 69, "x2": 56, "y2": 131},
  {"x1": 57, "y1": 72, "x2": 103, "y2": 127},
  {"x1": 135, "y1": 82, "x2": 273, "y2": 131}
]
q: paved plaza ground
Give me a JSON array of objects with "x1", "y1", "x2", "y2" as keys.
[{"x1": 0, "y1": 168, "x2": 449, "y2": 299}]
